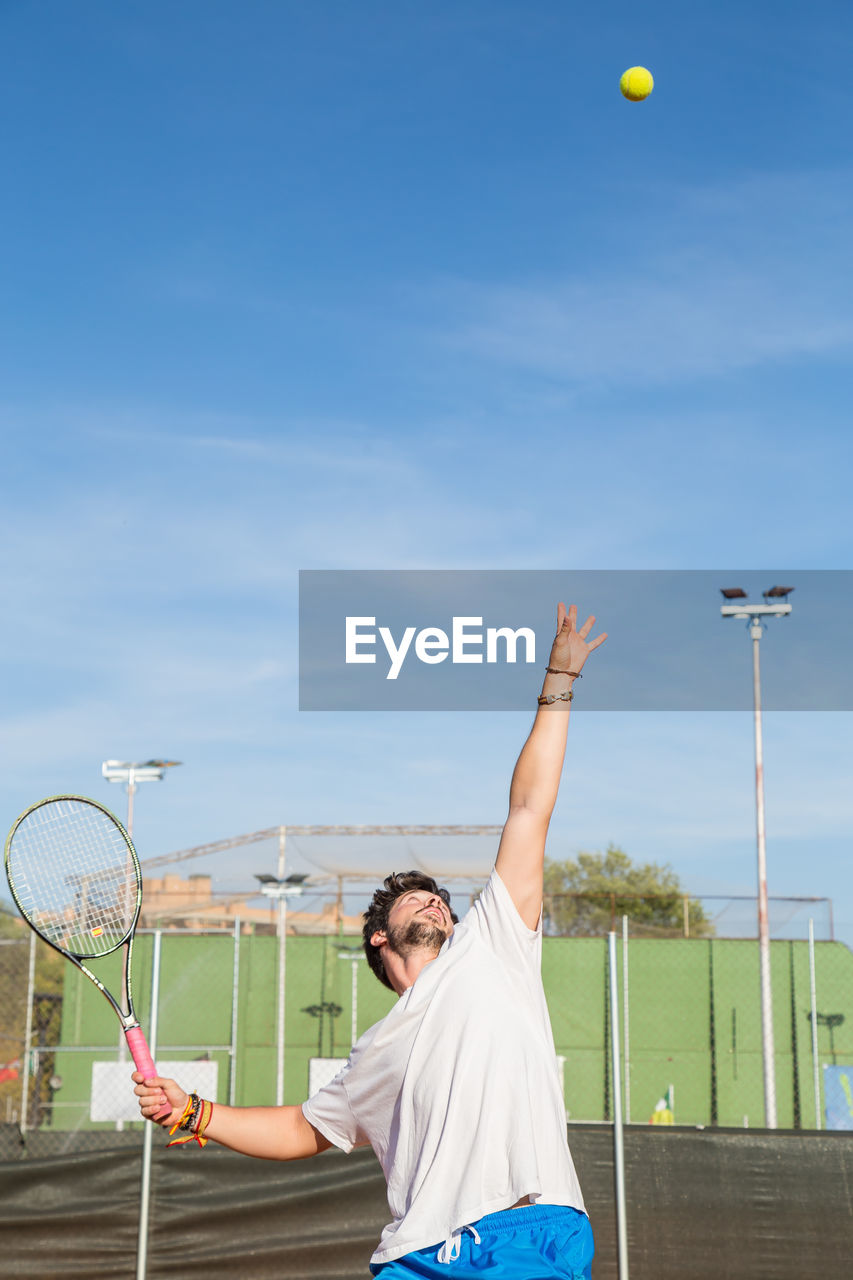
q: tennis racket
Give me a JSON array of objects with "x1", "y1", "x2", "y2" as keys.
[{"x1": 4, "y1": 794, "x2": 170, "y2": 1119}]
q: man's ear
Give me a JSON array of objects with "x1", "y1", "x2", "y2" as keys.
[{"x1": 370, "y1": 930, "x2": 387, "y2": 950}]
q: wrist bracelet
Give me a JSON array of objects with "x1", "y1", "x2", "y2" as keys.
[
  {"x1": 196, "y1": 1098, "x2": 213, "y2": 1146},
  {"x1": 179, "y1": 1092, "x2": 201, "y2": 1132},
  {"x1": 538, "y1": 690, "x2": 574, "y2": 705},
  {"x1": 168, "y1": 1093, "x2": 212, "y2": 1148},
  {"x1": 545, "y1": 667, "x2": 582, "y2": 677}
]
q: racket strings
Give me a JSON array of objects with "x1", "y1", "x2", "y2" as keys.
[{"x1": 7, "y1": 799, "x2": 139, "y2": 957}]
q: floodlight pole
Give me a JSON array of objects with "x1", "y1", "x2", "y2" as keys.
[
  {"x1": 608, "y1": 931, "x2": 629, "y2": 1280},
  {"x1": 255, "y1": 848, "x2": 307, "y2": 1107},
  {"x1": 749, "y1": 615, "x2": 776, "y2": 1130},
  {"x1": 336, "y1": 947, "x2": 366, "y2": 1050},
  {"x1": 127, "y1": 769, "x2": 137, "y2": 838},
  {"x1": 720, "y1": 591, "x2": 792, "y2": 1130},
  {"x1": 350, "y1": 955, "x2": 358, "y2": 1048}
]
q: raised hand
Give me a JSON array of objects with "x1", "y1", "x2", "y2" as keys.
[{"x1": 548, "y1": 602, "x2": 607, "y2": 676}]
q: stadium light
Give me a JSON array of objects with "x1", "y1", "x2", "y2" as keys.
[
  {"x1": 101, "y1": 759, "x2": 182, "y2": 838},
  {"x1": 254, "y1": 873, "x2": 309, "y2": 896},
  {"x1": 808, "y1": 1011, "x2": 845, "y2": 1066},
  {"x1": 101, "y1": 757, "x2": 181, "y2": 1132},
  {"x1": 720, "y1": 585, "x2": 794, "y2": 1129},
  {"x1": 254, "y1": 836, "x2": 309, "y2": 1106}
]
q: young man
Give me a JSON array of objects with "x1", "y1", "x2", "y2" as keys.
[{"x1": 134, "y1": 601, "x2": 606, "y2": 1278}]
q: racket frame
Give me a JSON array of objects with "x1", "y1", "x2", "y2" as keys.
[{"x1": 4, "y1": 795, "x2": 165, "y2": 1101}]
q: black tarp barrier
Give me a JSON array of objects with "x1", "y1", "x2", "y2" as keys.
[{"x1": 0, "y1": 1126, "x2": 851, "y2": 1279}]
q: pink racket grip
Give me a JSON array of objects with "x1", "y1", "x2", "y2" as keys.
[{"x1": 126, "y1": 1027, "x2": 172, "y2": 1121}]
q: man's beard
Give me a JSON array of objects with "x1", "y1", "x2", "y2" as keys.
[{"x1": 386, "y1": 915, "x2": 447, "y2": 960}]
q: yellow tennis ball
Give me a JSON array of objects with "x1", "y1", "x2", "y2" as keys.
[{"x1": 620, "y1": 66, "x2": 654, "y2": 101}]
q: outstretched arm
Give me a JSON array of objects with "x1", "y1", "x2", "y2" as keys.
[
  {"x1": 132, "y1": 1071, "x2": 331, "y2": 1160},
  {"x1": 495, "y1": 602, "x2": 606, "y2": 929}
]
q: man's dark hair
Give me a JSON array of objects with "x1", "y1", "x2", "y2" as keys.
[{"x1": 362, "y1": 871, "x2": 458, "y2": 990}]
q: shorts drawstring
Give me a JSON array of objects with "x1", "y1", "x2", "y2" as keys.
[{"x1": 437, "y1": 1225, "x2": 482, "y2": 1264}]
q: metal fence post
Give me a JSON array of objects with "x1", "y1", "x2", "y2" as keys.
[
  {"x1": 19, "y1": 930, "x2": 36, "y2": 1133},
  {"x1": 136, "y1": 930, "x2": 163, "y2": 1280},
  {"x1": 622, "y1": 915, "x2": 630, "y2": 1125},
  {"x1": 808, "y1": 918, "x2": 821, "y2": 1130},
  {"x1": 609, "y1": 931, "x2": 629, "y2": 1280},
  {"x1": 230, "y1": 917, "x2": 241, "y2": 1107}
]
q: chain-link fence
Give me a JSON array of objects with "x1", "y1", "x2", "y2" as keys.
[
  {"x1": 545, "y1": 923, "x2": 851, "y2": 1130},
  {"x1": 542, "y1": 890, "x2": 834, "y2": 941},
  {"x1": 1, "y1": 893, "x2": 850, "y2": 1160},
  {"x1": 541, "y1": 892, "x2": 849, "y2": 1130},
  {"x1": 0, "y1": 927, "x2": 30, "y2": 1127},
  {"x1": 0, "y1": 907, "x2": 398, "y2": 1158}
]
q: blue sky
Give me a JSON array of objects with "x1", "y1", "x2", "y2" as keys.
[{"x1": 1, "y1": 2, "x2": 851, "y2": 942}]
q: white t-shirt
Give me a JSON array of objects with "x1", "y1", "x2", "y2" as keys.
[{"x1": 302, "y1": 868, "x2": 586, "y2": 1266}]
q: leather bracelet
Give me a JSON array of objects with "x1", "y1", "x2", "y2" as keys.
[{"x1": 545, "y1": 667, "x2": 582, "y2": 677}]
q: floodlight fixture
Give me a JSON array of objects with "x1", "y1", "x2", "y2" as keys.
[
  {"x1": 720, "y1": 588, "x2": 792, "y2": 622},
  {"x1": 101, "y1": 758, "x2": 182, "y2": 838},
  {"x1": 718, "y1": 582, "x2": 796, "y2": 1130},
  {"x1": 809, "y1": 1011, "x2": 845, "y2": 1064},
  {"x1": 253, "y1": 873, "x2": 307, "y2": 898},
  {"x1": 811, "y1": 1011, "x2": 845, "y2": 1030},
  {"x1": 102, "y1": 759, "x2": 182, "y2": 785}
]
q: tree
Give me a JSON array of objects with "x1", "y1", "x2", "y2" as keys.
[{"x1": 543, "y1": 845, "x2": 712, "y2": 938}]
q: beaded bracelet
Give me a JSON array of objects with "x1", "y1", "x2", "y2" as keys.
[
  {"x1": 538, "y1": 689, "x2": 574, "y2": 705},
  {"x1": 181, "y1": 1092, "x2": 202, "y2": 1131},
  {"x1": 167, "y1": 1092, "x2": 212, "y2": 1148}
]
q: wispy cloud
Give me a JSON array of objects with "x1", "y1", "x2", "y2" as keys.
[
  {"x1": 436, "y1": 168, "x2": 853, "y2": 386},
  {"x1": 87, "y1": 416, "x2": 423, "y2": 479}
]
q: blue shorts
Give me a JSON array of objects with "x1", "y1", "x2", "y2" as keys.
[{"x1": 370, "y1": 1204, "x2": 594, "y2": 1278}]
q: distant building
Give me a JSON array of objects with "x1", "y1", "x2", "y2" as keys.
[{"x1": 140, "y1": 873, "x2": 363, "y2": 934}]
